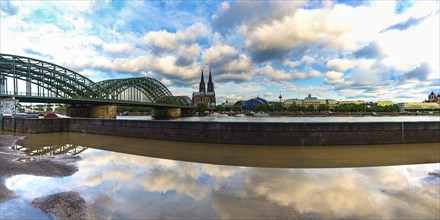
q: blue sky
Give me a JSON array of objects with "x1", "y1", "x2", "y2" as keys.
[{"x1": 1, "y1": 0, "x2": 439, "y2": 103}]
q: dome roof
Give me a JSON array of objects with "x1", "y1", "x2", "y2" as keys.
[{"x1": 242, "y1": 97, "x2": 268, "y2": 107}]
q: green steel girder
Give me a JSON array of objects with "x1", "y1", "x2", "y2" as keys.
[
  {"x1": 96, "y1": 77, "x2": 173, "y2": 103},
  {"x1": 0, "y1": 54, "x2": 103, "y2": 98},
  {"x1": 0, "y1": 53, "x2": 193, "y2": 107},
  {"x1": 158, "y1": 96, "x2": 193, "y2": 106}
]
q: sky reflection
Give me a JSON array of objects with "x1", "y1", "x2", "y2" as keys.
[{"x1": 5, "y1": 147, "x2": 440, "y2": 219}]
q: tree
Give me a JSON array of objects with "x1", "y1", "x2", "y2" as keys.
[
  {"x1": 33, "y1": 106, "x2": 44, "y2": 112},
  {"x1": 17, "y1": 107, "x2": 26, "y2": 113},
  {"x1": 196, "y1": 103, "x2": 208, "y2": 112},
  {"x1": 288, "y1": 104, "x2": 306, "y2": 112},
  {"x1": 318, "y1": 104, "x2": 329, "y2": 112},
  {"x1": 287, "y1": 104, "x2": 296, "y2": 112},
  {"x1": 216, "y1": 105, "x2": 224, "y2": 112},
  {"x1": 55, "y1": 106, "x2": 67, "y2": 113},
  {"x1": 306, "y1": 105, "x2": 315, "y2": 112},
  {"x1": 232, "y1": 105, "x2": 241, "y2": 112},
  {"x1": 252, "y1": 104, "x2": 268, "y2": 112},
  {"x1": 272, "y1": 104, "x2": 283, "y2": 112}
]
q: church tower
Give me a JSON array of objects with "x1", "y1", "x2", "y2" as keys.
[
  {"x1": 428, "y1": 91, "x2": 436, "y2": 102},
  {"x1": 207, "y1": 69, "x2": 214, "y2": 92},
  {"x1": 199, "y1": 70, "x2": 206, "y2": 93},
  {"x1": 192, "y1": 69, "x2": 216, "y2": 109}
]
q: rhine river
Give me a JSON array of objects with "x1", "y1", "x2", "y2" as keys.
[
  {"x1": 117, "y1": 115, "x2": 440, "y2": 122},
  {"x1": 1, "y1": 116, "x2": 439, "y2": 219}
]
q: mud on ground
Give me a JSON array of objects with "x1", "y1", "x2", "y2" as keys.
[{"x1": 0, "y1": 134, "x2": 88, "y2": 219}]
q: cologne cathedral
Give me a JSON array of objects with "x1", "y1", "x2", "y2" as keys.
[{"x1": 192, "y1": 69, "x2": 216, "y2": 109}]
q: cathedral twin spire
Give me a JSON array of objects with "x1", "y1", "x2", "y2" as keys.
[{"x1": 199, "y1": 69, "x2": 214, "y2": 93}]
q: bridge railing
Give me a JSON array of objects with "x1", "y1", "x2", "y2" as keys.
[{"x1": 0, "y1": 91, "x2": 62, "y2": 98}]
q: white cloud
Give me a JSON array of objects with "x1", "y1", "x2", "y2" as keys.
[
  {"x1": 67, "y1": 54, "x2": 200, "y2": 79},
  {"x1": 142, "y1": 22, "x2": 209, "y2": 50},
  {"x1": 222, "y1": 55, "x2": 252, "y2": 72},
  {"x1": 244, "y1": 6, "x2": 358, "y2": 53},
  {"x1": 220, "y1": 1, "x2": 230, "y2": 11},
  {"x1": 216, "y1": 72, "x2": 252, "y2": 81},
  {"x1": 142, "y1": 163, "x2": 208, "y2": 201},
  {"x1": 202, "y1": 44, "x2": 237, "y2": 64},
  {"x1": 78, "y1": 69, "x2": 96, "y2": 76},
  {"x1": 258, "y1": 65, "x2": 321, "y2": 82},
  {"x1": 176, "y1": 44, "x2": 201, "y2": 65},
  {"x1": 325, "y1": 71, "x2": 344, "y2": 83},
  {"x1": 378, "y1": 10, "x2": 439, "y2": 80},
  {"x1": 283, "y1": 60, "x2": 301, "y2": 68},
  {"x1": 301, "y1": 55, "x2": 315, "y2": 64},
  {"x1": 102, "y1": 43, "x2": 135, "y2": 54},
  {"x1": 83, "y1": 169, "x2": 134, "y2": 187},
  {"x1": 347, "y1": 60, "x2": 381, "y2": 86},
  {"x1": 202, "y1": 164, "x2": 238, "y2": 179},
  {"x1": 201, "y1": 44, "x2": 253, "y2": 77},
  {"x1": 308, "y1": 70, "x2": 321, "y2": 78},
  {"x1": 326, "y1": 58, "x2": 355, "y2": 72},
  {"x1": 258, "y1": 65, "x2": 293, "y2": 80},
  {"x1": 160, "y1": 78, "x2": 172, "y2": 86}
]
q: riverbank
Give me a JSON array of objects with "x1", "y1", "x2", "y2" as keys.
[
  {"x1": 267, "y1": 111, "x2": 440, "y2": 117},
  {"x1": 2, "y1": 117, "x2": 439, "y2": 145},
  {"x1": 0, "y1": 134, "x2": 87, "y2": 219}
]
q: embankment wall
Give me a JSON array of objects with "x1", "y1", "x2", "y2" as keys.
[{"x1": 1, "y1": 117, "x2": 439, "y2": 146}]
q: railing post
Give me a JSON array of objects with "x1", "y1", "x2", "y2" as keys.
[
  {"x1": 11, "y1": 109, "x2": 16, "y2": 132},
  {"x1": 401, "y1": 122, "x2": 405, "y2": 143}
]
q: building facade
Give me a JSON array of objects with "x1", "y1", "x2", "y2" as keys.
[
  {"x1": 283, "y1": 94, "x2": 339, "y2": 110},
  {"x1": 425, "y1": 91, "x2": 440, "y2": 104},
  {"x1": 192, "y1": 70, "x2": 216, "y2": 109},
  {"x1": 398, "y1": 102, "x2": 440, "y2": 112},
  {"x1": 397, "y1": 91, "x2": 440, "y2": 112}
]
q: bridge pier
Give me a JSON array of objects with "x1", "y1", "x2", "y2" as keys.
[
  {"x1": 67, "y1": 105, "x2": 116, "y2": 119},
  {"x1": 151, "y1": 108, "x2": 182, "y2": 119},
  {"x1": 181, "y1": 108, "x2": 195, "y2": 117}
]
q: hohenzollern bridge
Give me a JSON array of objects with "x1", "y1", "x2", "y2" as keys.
[{"x1": 0, "y1": 53, "x2": 193, "y2": 118}]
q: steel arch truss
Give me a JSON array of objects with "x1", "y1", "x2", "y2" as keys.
[
  {"x1": 0, "y1": 53, "x2": 192, "y2": 107},
  {"x1": 158, "y1": 96, "x2": 192, "y2": 106},
  {"x1": 0, "y1": 53, "x2": 103, "y2": 98},
  {"x1": 97, "y1": 77, "x2": 173, "y2": 103},
  {"x1": 97, "y1": 78, "x2": 192, "y2": 106}
]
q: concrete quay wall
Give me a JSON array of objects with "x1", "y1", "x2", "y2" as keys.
[{"x1": 1, "y1": 117, "x2": 439, "y2": 145}]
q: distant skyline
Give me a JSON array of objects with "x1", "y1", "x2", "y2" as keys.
[{"x1": 1, "y1": 0, "x2": 439, "y2": 103}]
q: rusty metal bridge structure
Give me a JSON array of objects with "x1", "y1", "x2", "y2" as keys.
[{"x1": 0, "y1": 53, "x2": 192, "y2": 108}]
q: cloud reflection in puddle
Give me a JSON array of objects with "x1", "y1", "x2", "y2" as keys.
[{"x1": 5, "y1": 147, "x2": 439, "y2": 219}]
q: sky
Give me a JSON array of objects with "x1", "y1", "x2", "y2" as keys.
[{"x1": 1, "y1": 0, "x2": 439, "y2": 104}]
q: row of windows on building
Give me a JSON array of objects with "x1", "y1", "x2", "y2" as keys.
[{"x1": 221, "y1": 92, "x2": 440, "y2": 112}]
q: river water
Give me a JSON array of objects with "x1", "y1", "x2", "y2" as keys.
[
  {"x1": 117, "y1": 115, "x2": 440, "y2": 122},
  {"x1": 1, "y1": 131, "x2": 439, "y2": 219}
]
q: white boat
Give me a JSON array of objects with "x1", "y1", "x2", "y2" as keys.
[
  {"x1": 211, "y1": 112, "x2": 228, "y2": 117},
  {"x1": 254, "y1": 112, "x2": 269, "y2": 117}
]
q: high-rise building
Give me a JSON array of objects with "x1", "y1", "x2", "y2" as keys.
[{"x1": 192, "y1": 69, "x2": 216, "y2": 109}]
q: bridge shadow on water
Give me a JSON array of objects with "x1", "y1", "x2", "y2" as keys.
[{"x1": 8, "y1": 131, "x2": 440, "y2": 168}]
